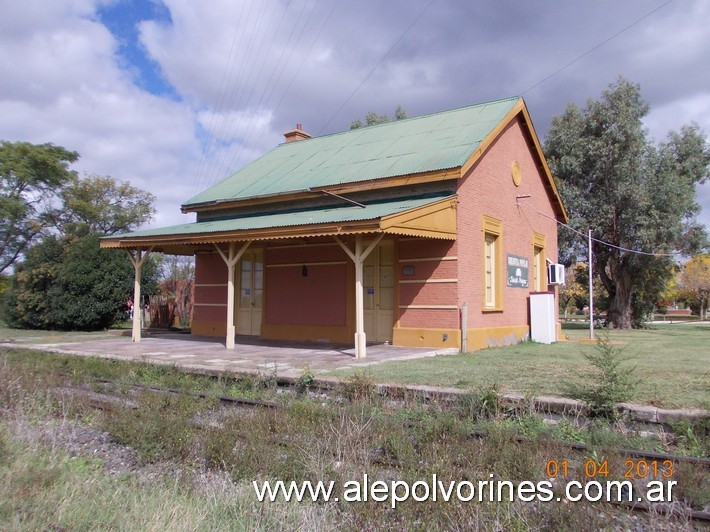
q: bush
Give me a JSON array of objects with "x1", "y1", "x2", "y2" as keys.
[
  {"x1": 1, "y1": 233, "x2": 159, "y2": 330},
  {"x1": 565, "y1": 333, "x2": 637, "y2": 420}
]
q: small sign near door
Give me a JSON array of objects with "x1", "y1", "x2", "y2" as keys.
[
  {"x1": 506, "y1": 254, "x2": 529, "y2": 288},
  {"x1": 367, "y1": 288, "x2": 375, "y2": 295}
]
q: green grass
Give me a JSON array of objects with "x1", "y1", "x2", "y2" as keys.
[
  {"x1": 333, "y1": 324, "x2": 710, "y2": 410},
  {"x1": 1, "y1": 349, "x2": 707, "y2": 529},
  {"x1": 0, "y1": 322, "x2": 117, "y2": 344},
  {"x1": 0, "y1": 425, "x2": 330, "y2": 531},
  {"x1": 0, "y1": 347, "x2": 280, "y2": 403}
]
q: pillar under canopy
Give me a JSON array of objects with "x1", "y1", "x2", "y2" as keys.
[
  {"x1": 126, "y1": 247, "x2": 153, "y2": 343},
  {"x1": 334, "y1": 234, "x2": 383, "y2": 358},
  {"x1": 215, "y1": 241, "x2": 251, "y2": 349}
]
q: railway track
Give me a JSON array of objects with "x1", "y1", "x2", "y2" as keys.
[{"x1": 54, "y1": 376, "x2": 709, "y2": 525}]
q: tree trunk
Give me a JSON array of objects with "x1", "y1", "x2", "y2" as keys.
[{"x1": 607, "y1": 269, "x2": 634, "y2": 329}]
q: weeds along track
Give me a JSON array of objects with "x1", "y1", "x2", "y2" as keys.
[
  {"x1": 43, "y1": 375, "x2": 710, "y2": 526},
  {"x1": 91, "y1": 377, "x2": 279, "y2": 409},
  {"x1": 61, "y1": 374, "x2": 708, "y2": 467}
]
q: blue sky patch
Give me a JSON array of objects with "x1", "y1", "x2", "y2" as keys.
[{"x1": 97, "y1": 0, "x2": 178, "y2": 99}]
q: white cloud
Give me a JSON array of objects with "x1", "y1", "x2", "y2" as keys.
[{"x1": 1, "y1": 0, "x2": 709, "y2": 237}]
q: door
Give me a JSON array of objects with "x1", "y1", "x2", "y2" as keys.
[
  {"x1": 236, "y1": 249, "x2": 263, "y2": 335},
  {"x1": 363, "y1": 240, "x2": 394, "y2": 343}
]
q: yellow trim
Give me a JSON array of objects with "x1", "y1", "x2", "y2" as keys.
[
  {"x1": 192, "y1": 320, "x2": 227, "y2": 337},
  {"x1": 266, "y1": 261, "x2": 347, "y2": 268},
  {"x1": 533, "y1": 232, "x2": 546, "y2": 292},
  {"x1": 533, "y1": 232, "x2": 546, "y2": 249},
  {"x1": 393, "y1": 327, "x2": 461, "y2": 349},
  {"x1": 398, "y1": 305, "x2": 458, "y2": 309},
  {"x1": 260, "y1": 323, "x2": 351, "y2": 344},
  {"x1": 466, "y1": 325, "x2": 530, "y2": 352},
  {"x1": 482, "y1": 215, "x2": 503, "y2": 311},
  {"x1": 380, "y1": 196, "x2": 457, "y2": 239},
  {"x1": 398, "y1": 256, "x2": 457, "y2": 263},
  {"x1": 399, "y1": 278, "x2": 457, "y2": 284}
]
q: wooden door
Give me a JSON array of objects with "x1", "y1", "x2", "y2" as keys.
[
  {"x1": 236, "y1": 249, "x2": 263, "y2": 335},
  {"x1": 363, "y1": 241, "x2": 394, "y2": 343}
]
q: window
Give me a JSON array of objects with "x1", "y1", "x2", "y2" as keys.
[
  {"x1": 482, "y1": 215, "x2": 503, "y2": 310},
  {"x1": 533, "y1": 232, "x2": 546, "y2": 292}
]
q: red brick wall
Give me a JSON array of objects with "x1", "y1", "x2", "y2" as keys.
[
  {"x1": 457, "y1": 116, "x2": 559, "y2": 330},
  {"x1": 397, "y1": 238, "x2": 459, "y2": 329},
  {"x1": 265, "y1": 263, "x2": 347, "y2": 326},
  {"x1": 193, "y1": 252, "x2": 227, "y2": 327}
]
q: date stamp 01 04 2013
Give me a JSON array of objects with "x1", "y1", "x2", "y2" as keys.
[{"x1": 546, "y1": 458, "x2": 677, "y2": 502}]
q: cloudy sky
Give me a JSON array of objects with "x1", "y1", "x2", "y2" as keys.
[{"x1": 1, "y1": 0, "x2": 709, "y2": 232}]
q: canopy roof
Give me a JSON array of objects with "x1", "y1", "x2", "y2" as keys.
[{"x1": 100, "y1": 193, "x2": 457, "y2": 251}]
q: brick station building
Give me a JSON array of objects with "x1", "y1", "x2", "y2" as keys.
[{"x1": 101, "y1": 97, "x2": 567, "y2": 357}]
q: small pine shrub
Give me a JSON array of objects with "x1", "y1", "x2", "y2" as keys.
[{"x1": 566, "y1": 333, "x2": 637, "y2": 421}]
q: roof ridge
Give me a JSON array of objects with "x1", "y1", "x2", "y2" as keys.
[{"x1": 279, "y1": 96, "x2": 522, "y2": 144}]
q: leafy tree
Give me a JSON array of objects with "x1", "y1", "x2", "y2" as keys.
[
  {"x1": 52, "y1": 174, "x2": 156, "y2": 236},
  {"x1": 678, "y1": 254, "x2": 710, "y2": 319},
  {"x1": 2, "y1": 232, "x2": 159, "y2": 330},
  {"x1": 544, "y1": 78, "x2": 710, "y2": 328},
  {"x1": 0, "y1": 141, "x2": 79, "y2": 274},
  {"x1": 350, "y1": 105, "x2": 408, "y2": 129},
  {"x1": 558, "y1": 263, "x2": 588, "y2": 317},
  {"x1": 1, "y1": 172, "x2": 160, "y2": 330}
]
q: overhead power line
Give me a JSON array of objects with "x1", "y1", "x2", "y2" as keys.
[
  {"x1": 521, "y1": 0, "x2": 675, "y2": 95},
  {"x1": 517, "y1": 199, "x2": 680, "y2": 258}
]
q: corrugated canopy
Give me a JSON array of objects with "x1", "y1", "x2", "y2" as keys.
[
  {"x1": 183, "y1": 97, "x2": 520, "y2": 208},
  {"x1": 100, "y1": 193, "x2": 457, "y2": 250}
]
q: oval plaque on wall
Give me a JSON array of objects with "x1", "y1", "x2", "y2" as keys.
[{"x1": 511, "y1": 160, "x2": 522, "y2": 187}]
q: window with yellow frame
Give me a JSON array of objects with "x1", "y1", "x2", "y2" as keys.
[
  {"x1": 533, "y1": 232, "x2": 546, "y2": 292},
  {"x1": 482, "y1": 215, "x2": 503, "y2": 310}
]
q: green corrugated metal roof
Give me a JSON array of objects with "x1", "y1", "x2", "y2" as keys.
[
  {"x1": 184, "y1": 97, "x2": 520, "y2": 207},
  {"x1": 105, "y1": 193, "x2": 453, "y2": 240}
]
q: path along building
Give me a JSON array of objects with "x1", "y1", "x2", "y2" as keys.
[{"x1": 101, "y1": 97, "x2": 568, "y2": 357}]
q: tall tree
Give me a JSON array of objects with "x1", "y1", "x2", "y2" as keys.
[
  {"x1": 0, "y1": 141, "x2": 79, "y2": 273},
  {"x1": 52, "y1": 174, "x2": 156, "y2": 236},
  {"x1": 544, "y1": 78, "x2": 710, "y2": 328},
  {"x1": 679, "y1": 254, "x2": 710, "y2": 320},
  {"x1": 1, "y1": 173, "x2": 159, "y2": 330}
]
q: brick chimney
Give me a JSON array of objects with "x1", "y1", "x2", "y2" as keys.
[{"x1": 284, "y1": 123, "x2": 311, "y2": 142}]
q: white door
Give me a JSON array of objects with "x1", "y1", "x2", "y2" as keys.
[
  {"x1": 363, "y1": 240, "x2": 394, "y2": 343},
  {"x1": 236, "y1": 249, "x2": 263, "y2": 335}
]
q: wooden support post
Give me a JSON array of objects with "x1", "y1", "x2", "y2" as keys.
[
  {"x1": 215, "y1": 241, "x2": 252, "y2": 349},
  {"x1": 335, "y1": 234, "x2": 383, "y2": 359},
  {"x1": 126, "y1": 247, "x2": 153, "y2": 343}
]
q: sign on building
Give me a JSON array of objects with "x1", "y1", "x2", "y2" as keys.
[{"x1": 506, "y1": 254, "x2": 529, "y2": 288}]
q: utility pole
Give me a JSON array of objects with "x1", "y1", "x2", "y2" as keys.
[{"x1": 588, "y1": 229, "x2": 595, "y2": 340}]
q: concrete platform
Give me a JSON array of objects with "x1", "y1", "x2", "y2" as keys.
[{"x1": 1, "y1": 332, "x2": 459, "y2": 378}]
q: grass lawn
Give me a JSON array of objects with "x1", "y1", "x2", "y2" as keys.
[
  {"x1": 0, "y1": 321, "x2": 128, "y2": 344},
  {"x1": 333, "y1": 323, "x2": 710, "y2": 410}
]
